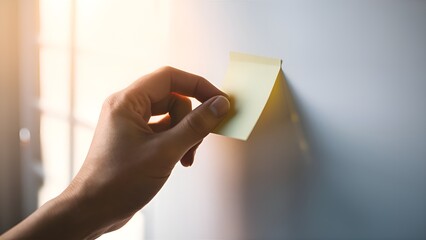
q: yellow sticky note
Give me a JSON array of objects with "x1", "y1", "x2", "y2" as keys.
[{"x1": 214, "y1": 52, "x2": 282, "y2": 140}]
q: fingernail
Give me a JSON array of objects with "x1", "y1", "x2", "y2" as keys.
[{"x1": 209, "y1": 96, "x2": 230, "y2": 118}]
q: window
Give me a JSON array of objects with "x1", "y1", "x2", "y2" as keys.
[{"x1": 38, "y1": 0, "x2": 171, "y2": 238}]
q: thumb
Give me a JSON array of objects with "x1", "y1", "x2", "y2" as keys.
[{"x1": 163, "y1": 95, "x2": 230, "y2": 153}]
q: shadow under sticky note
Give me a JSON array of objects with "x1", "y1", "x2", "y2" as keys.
[{"x1": 214, "y1": 52, "x2": 282, "y2": 140}]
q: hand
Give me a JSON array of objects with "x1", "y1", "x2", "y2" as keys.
[{"x1": 2, "y1": 67, "x2": 230, "y2": 240}]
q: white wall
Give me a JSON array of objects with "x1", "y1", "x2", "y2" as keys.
[{"x1": 146, "y1": 1, "x2": 426, "y2": 239}]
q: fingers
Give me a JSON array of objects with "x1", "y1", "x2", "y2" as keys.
[
  {"x1": 148, "y1": 94, "x2": 192, "y2": 132},
  {"x1": 160, "y1": 95, "x2": 230, "y2": 160},
  {"x1": 129, "y1": 67, "x2": 230, "y2": 167},
  {"x1": 148, "y1": 115, "x2": 171, "y2": 132},
  {"x1": 131, "y1": 66, "x2": 227, "y2": 104},
  {"x1": 180, "y1": 141, "x2": 202, "y2": 167},
  {"x1": 151, "y1": 93, "x2": 192, "y2": 125},
  {"x1": 149, "y1": 95, "x2": 203, "y2": 167}
]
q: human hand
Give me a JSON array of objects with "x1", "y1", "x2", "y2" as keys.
[
  {"x1": 69, "y1": 66, "x2": 230, "y2": 237},
  {"x1": 1, "y1": 67, "x2": 230, "y2": 240}
]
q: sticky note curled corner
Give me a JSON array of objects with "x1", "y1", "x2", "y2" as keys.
[{"x1": 213, "y1": 52, "x2": 282, "y2": 141}]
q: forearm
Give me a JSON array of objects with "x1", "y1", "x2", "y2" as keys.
[{"x1": 1, "y1": 191, "x2": 105, "y2": 240}]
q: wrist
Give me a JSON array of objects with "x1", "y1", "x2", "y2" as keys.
[
  {"x1": 1, "y1": 190, "x2": 103, "y2": 240},
  {"x1": 52, "y1": 179, "x2": 112, "y2": 239}
]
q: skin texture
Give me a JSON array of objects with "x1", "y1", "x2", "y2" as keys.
[{"x1": 2, "y1": 67, "x2": 230, "y2": 240}]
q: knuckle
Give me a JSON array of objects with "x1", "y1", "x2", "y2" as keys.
[
  {"x1": 102, "y1": 91, "x2": 130, "y2": 114},
  {"x1": 103, "y1": 93, "x2": 120, "y2": 111},
  {"x1": 157, "y1": 65, "x2": 175, "y2": 75},
  {"x1": 181, "y1": 96, "x2": 192, "y2": 107}
]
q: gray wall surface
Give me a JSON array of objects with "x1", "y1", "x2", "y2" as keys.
[{"x1": 147, "y1": 1, "x2": 426, "y2": 239}]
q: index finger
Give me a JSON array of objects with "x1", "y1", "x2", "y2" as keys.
[{"x1": 130, "y1": 66, "x2": 227, "y2": 103}]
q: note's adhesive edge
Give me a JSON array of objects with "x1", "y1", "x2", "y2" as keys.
[{"x1": 230, "y1": 51, "x2": 282, "y2": 67}]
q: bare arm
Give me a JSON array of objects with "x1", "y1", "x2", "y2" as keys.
[{"x1": 1, "y1": 66, "x2": 230, "y2": 239}]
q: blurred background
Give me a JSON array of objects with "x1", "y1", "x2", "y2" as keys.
[{"x1": 1, "y1": 0, "x2": 426, "y2": 239}]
